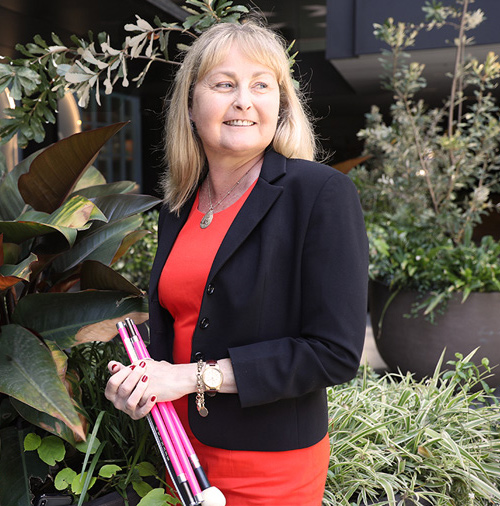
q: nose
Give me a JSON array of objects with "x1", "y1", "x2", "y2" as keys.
[{"x1": 233, "y1": 87, "x2": 252, "y2": 111}]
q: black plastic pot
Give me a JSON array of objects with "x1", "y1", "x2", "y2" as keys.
[
  {"x1": 80, "y1": 489, "x2": 141, "y2": 506},
  {"x1": 363, "y1": 495, "x2": 432, "y2": 505},
  {"x1": 369, "y1": 280, "x2": 500, "y2": 387}
]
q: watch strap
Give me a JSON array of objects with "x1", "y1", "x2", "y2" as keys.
[{"x1": 196, "y1": 359, "x2": 208, "y2": 417}]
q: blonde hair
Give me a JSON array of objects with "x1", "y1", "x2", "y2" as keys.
[{"x1": 161, "y1": 21, "x2": 317, "y2": 213}]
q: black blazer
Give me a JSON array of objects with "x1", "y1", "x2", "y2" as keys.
[{"x1": 148, "y1": 149, "x2": 368, "y2": 451}]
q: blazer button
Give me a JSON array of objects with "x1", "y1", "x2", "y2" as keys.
[
  {"x1": 199, "y1": 317, "x2": 210, "y2": 329},
  {"x1": 194, "y1": 351, "x2": 205, "y2": 361},
  {"x1": 206, "y1": 284, "x2": 215, "y2": 295}
]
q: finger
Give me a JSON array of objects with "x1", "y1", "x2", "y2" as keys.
[
  {"x1": 124, "y1": 373, "x2": 150, "y2": 415},
  {"x1": 133, "y1": 393, "x2": 158, "y2": 420},
  {"x1": 105, "y1": 364, "x2": 136, "y2": 402},
  {"x1": 119, "y1": 361, "x2": 147, "y2": 393},
  {"x1": 108, "y1": 361, "x2": 124, "y2": 374}
]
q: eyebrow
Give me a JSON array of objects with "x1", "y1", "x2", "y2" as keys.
[{"x1": 210, "y1": 70, "x2": 275, "y2": 79}]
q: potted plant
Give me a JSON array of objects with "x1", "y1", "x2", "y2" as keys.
[
  {"x1": 0, "y1": 2, "x2": 251, "y2": 504},
  {"x1": 324, "y1": 350, "x2": 500, "y2": 506},
  {"x1": 0, "y1": 123, "x2": 163, "y2": 505},
  {"x1": 351, "y1": 0, "x2": 500, "y2": 383},
  {"x1": 22, "y1": 340, "x2": 177, "y2": 506}
]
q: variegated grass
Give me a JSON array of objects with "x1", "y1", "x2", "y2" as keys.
[{"x1": 324, "y1": 351, "x2": 500, "y2": 506}]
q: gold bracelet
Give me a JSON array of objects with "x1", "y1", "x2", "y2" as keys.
[{"x1": 196, "y1": 359, "x2": 208, "y2": 417}]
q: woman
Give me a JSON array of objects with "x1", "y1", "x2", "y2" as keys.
[{"x1": 105, "y1": 20, "x2": 368, "y2": 505}]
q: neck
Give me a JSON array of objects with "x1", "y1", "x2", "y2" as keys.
[
  {"x1": 206, "y1": 153, "x2": 264, "y2": 198},
  {"x1": 198, "y1": 153, "x2": 264, "y2": 214}
]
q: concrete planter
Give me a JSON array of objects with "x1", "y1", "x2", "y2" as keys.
[{"x1": 369, "y1": 281, "x2": 500, "y2": 387}]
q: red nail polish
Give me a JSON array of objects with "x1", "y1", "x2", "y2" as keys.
[
  {"x1": 140, "y1": 361, "x2": 146, "y2": 368},
  {"x1": 111, "y1": 364, "x2": 118, "y2": 371},
  {"x1": 130, "y1": 365, "x2": 136, "y2": 370},
  {"x1": 141, "y1": 375, "x2": 148, "y2": 382},
  {"x1": 151, "y1": 395, "x2": 157, "y2": 403}
]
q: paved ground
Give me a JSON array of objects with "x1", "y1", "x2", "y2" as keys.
[{"x1": 360, "y1": 314, "x2": 388, "y2": 371}]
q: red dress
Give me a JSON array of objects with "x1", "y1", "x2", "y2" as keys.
[{"x1": 158, "y1": 183, "x2": 330, "y2": 505}]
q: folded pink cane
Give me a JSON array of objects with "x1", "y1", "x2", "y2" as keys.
[{"x1": 115, "y1": 319, "x2": 225, "y2": 506}]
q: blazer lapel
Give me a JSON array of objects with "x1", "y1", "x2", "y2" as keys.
[
  {"x1": 150, "y1": 150, "x2": 287, "y2": 291},
  {"x1": 149, "y1": 193, "x2": 196, "y2": 299},
  {"x1": 209, "y1": 150, "x2": 286, "y2": 280}
]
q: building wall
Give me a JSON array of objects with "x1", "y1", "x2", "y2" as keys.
[{"x1": 327, "y1": 0, "x2": 500, "y2": 60}]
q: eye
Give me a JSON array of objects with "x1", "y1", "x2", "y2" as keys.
[
  {"x1": 255, "y1": 82, "x2": 269, "y2": 90},
  {"x1": 215, "y1": 82, "x2": 233, "y2": 89}
]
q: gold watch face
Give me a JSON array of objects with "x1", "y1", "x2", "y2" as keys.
[{"x1": 202, "y1": 366, "x2": 223, "y2": 390}]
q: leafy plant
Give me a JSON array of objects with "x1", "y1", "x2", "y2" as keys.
[
  {"x1": 0, "y1": 124, "x2": 160, "y2": 506},
  {"x1": 324, "y1": 351, "x2": 500, "y2": 506},
  {"x1": 115, "y1": 209, "x2": 159, "y2": 292},
  {"x1": 24, "y1": 340, "x2": 179, "y2": 506},
  {"x1": 352, "y1": 0, "x2": 500, "y2": 316},
  {"x1": 363, "y1": 223, "x2": 500, "y2": 319},
  {"x1": 0, "y1": 0, "x2": 249, "y2": 147}
]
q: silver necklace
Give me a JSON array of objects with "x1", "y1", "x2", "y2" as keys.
[{"x1": 200, "y1": 159, "x2": 261, "y2": 229}]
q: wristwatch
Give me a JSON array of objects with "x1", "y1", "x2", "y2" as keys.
[{"x1": 201, "y1": 360, "x2": 224, "y2": 396}]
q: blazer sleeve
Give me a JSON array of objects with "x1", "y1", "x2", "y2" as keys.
[{"x1": 229, "y1": 172, "x2": 369, "y2": 408}]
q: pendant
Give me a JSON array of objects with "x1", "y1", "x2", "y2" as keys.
[{"x1": 200, "y1": 209, "x2": 213, "y2": 229}]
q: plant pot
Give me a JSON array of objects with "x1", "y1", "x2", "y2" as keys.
[
  {"x1": 369, "y1": 280, "x2": 500, "y2": 387},
  {"x1": 363, "y1": 494, "x2": 432, "y2": 505},
  {"x1": 80, "y1": 489, "x2": 141, "y2": 506}
]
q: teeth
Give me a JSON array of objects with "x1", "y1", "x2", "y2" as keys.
[{"x1": 225, "y1": 120, "x2": 255, "y2": 126}]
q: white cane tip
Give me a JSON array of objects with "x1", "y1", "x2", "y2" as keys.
[{"x1": 200, "y1": 486, "x2": 226, "y2": 506}]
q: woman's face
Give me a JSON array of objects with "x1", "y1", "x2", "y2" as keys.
[{"x1": 190, "y1": 43, "x2": 281, "y2": 164}]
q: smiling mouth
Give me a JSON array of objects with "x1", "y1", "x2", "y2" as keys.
[{"x1": 224, "y1": 120, "x2": 256, "y2": 126}]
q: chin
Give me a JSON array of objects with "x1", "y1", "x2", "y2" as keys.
[{"x1": 221, "y1": 139, "x2": 271, "y2": 156}]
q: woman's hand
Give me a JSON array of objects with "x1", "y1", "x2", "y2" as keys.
[
  {"x1": 104, "y1": 359, "x2": 198, "y2": 419},
  {"x1": 104, "y1": 360, "x2": 155, "y2": 419},
  {"x1": 105, "y1": 358, "x2": 238, "y2": 420}
]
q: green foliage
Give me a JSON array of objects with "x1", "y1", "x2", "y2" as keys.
[
  {"x1": 0, "y1": 124, "x2": 159, "y2": 454},
  {"x1": 324, "y1": 351, "x2": 500, "y2": 506},
  {"x1": 363, "y1": 223, "x2": 500, "y2": 320},
  {"x1": 115, "y1": 209, "x2": 159, "y2": 291},
  {"x1": 24, "y1": 339, "x2": 178, "y2": 504},
  {"x1": 0, "y1": 0, "x2": 249, "y2": 147},
  {"x1": 138, "y1": 488, "x2": 180, "y2": 506},
  {"x1": 352, "y1": 0, "x2": 500, "y2": 316},
  {"x1": 182, "y1": 0, "x2": 250, "y2": 31},
  {"x1": 0, "y1": 425, "x2": 50, "y2": 506},
  {"x1": 35, "y1": 435, "x2": 66, "y2": 466}
]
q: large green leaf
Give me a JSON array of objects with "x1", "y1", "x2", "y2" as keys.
[
  {"x1": 0, "y1": 196, "x2": 107, "y2": 245},
  {"x1": 91, "y1": 194, "x2": 160, "y2": 222},
  {"x1": 0, "y1": 151, "x2": 40, "y2": 221},
  {"x1": 0, "y1": 324, "x2": 85, "y2": 439},
  {"x1": 20, "y1": 195, "x2": 107, "y2": 230},
  {"x1": 18, "y1": 122, "x2": 128, "y2": 213},
  {"x1": 72, "y1": 180, "x2": 137, "y2": 199},
  {"x1": 10, "y1": 398, "x2": 78, "y2": 446},
  {"x1": 0, "y1": 252, "x2": 37, "y2": 291},
  {"x1": 11, "y1": 342, "x2": 85, "y2": 445},
  {"x1": 1, "y1": 241, "x2": 20, "y2": 264},
  {"x1": 111, "y1": 229, "x2": 149, "y2": 264},
  {"x1": 0, "y1": 220, "x2": 76, "y2": 245},
  {"x1": 51, "y1": 214, "x2": 143, "y2": 273},
  {"x1": 81, "y1": 260, "x2": 143, "y2": 296},
  {"x1": 73, "y1": 165, "x2": 107, "y2": 191},
  {"x1": 0, "y1": 426, "x2": 50, "y2": 506},
  {"x1": 11, "y1": 290, "x2": 148, "y2": 348}
]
